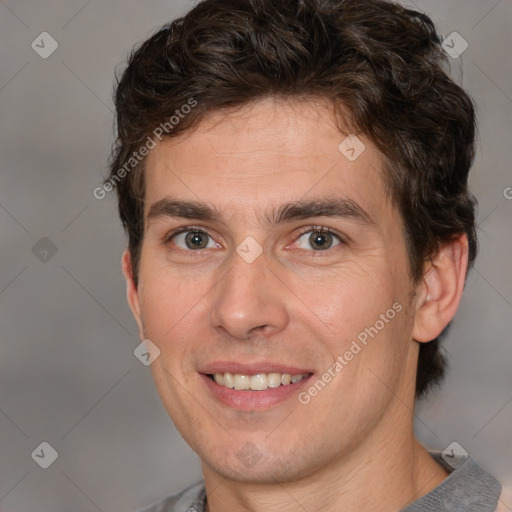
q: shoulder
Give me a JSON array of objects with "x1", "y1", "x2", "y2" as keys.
[
  {"x1": 136, "y1": 481, "x2": 206, "y2": 512},
  {"x1": 402, "y1": 452, "x2": 502, "y2": 511}
]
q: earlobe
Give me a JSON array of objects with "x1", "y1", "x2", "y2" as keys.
[
  {"x1": 121, "y1": 249, "x2": 145, "y2": 339},
  {"x1": 412, "y1": 234, "x2": 469, "y2": 343}
]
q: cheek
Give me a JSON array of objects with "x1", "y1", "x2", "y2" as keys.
[
  {"x1": 293, "y1": 259, "x2": 411, "y2": 384},
  {"x1": 137, "y1": 268, "x2": 208, "y2": 352},
  {"x1": 288, "y1": 258, "x2": 398, "y2": 336}
]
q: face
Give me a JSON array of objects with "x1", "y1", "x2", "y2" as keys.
[{"x1": 126, "y1": 98, "x2": 421, "y2": 483}]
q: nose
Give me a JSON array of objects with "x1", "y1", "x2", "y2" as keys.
[{"x1": 208, "y1": 248, "x2": 290, "y2": 341}]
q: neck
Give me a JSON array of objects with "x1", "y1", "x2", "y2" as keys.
[{"x1": 202, "y1": 415, "x2": 448, "y2": 512}]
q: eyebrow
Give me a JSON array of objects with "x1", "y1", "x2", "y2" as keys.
[{"x1": 146, "y1": 196, "x2": 374, "y2": 228}]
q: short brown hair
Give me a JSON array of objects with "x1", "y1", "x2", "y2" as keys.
[{"x1": 107, "y1": 0, "x2": 478, "y2": 398}]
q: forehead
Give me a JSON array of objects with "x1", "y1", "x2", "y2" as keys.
[{"x1": 143, "y1": 98, "x2": 393, "y2": 223}]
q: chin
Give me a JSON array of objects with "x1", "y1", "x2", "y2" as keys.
[
  {"x1": 200, "y1": 443, "x2": 324, "y2": 485},
  {"x1": 204, "y1": 459, "x2": 299, "y2": 485}
]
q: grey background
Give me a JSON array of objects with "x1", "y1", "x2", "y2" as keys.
[{"x1": 0, "y1": 0, "x2": 510, "y2": 510}]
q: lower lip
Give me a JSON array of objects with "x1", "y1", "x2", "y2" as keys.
[{"x1": 200, "y1": 374, "x2": 313, "y2": 410}]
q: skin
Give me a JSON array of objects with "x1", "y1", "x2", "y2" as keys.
[{"x1": 123, "y1": 97, "x2": 469, "y2": 512}]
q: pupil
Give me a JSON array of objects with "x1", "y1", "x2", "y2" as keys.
[
  {"x1": 186, "y1": 231, "x2": 207, "y2": 249},
  {"x1": 310, "y1": 231, "x2": 332, "y2": 250}
]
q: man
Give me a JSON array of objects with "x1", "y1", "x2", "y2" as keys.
[{"x1": 107, "y1": 0, "x2": 502, "y2": 510}]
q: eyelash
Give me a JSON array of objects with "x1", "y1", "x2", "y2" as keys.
[{"x1": 162, "y1": 225, "x2": 346, "y2": 251}]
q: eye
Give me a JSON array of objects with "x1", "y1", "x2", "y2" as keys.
[
  {"x1": 295, "y1": 229, "x2": 342, "y2": 251},
  {"x1": 171, "y1": 230, "x2": 218, "y2": 250}
]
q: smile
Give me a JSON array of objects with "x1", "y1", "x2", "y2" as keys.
[{"x1": 210, "y1": 372, "x2": 309, "y2": 391}]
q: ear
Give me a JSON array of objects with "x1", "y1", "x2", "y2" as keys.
[
  {"x1": 412, "y1": 234, "x2": 469, "y2": 343},
  {"x1": 121, "y1": 249, "x2": 145, "y2": 340}
]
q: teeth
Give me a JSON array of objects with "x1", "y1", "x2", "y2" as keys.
[
  {"x1": 223, "y1": 372, "x2": 234, "y2": 388},
  {"x1": 212, "y1": 372, "x2": 307, "y2": 391},
  {"x1": 250, "y1": 374, "x2": 267, "y2": 391},
  {"x1": 267, "y1": 373, "x2": 282, "y2": 388},
  {"x1": 234, "y1": 374, "x2": 250, "y2": 390}
]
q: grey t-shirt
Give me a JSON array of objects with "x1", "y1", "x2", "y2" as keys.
[{"x1": 138, "y1": 453, "x2": 501, "y2": 512}]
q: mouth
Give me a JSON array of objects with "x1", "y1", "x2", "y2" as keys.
[
  {"x1": 198, "y1": 363, "x2": 314, "y2": 410},
  {"x1": 208, "y1": 372, "x2": 310, "y2": 391}
]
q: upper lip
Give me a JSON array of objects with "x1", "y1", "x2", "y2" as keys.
[{"x1": 199, "y1": 361, "x2": 314, "y2": 375}]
